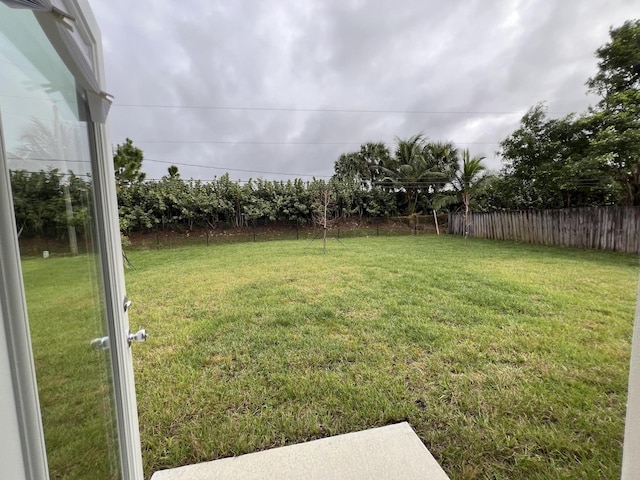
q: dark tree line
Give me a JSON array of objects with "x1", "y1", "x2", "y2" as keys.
[
  {"x1": 113, "y1": 135, "x2": 486, "y2": 234},
  {"x1": 116, "y1": 173, "x2": 399, "y2": 233}
]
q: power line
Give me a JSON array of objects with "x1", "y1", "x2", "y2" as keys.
[
  {"x1": 138, "y1": 172, "x2": 614, "y2": 187},
  {"x1": 144, "y1": 157, "x2": 332, "y2": 178},
  {"x1": 144, "y1": 157, "x2": 615, "y2": 185},
  {"x1": 140, "y1": 140, "x2": 365, "y2": 146},
  {"x1": 143, "y1": 178, "x2": 288, "y2": 184},
  {"x1": 140, "y1": 140, "x2": 362, "y2": 146},
  {"x1": 135, "y1": 139, "x2": 502, "y2": 146},
  {"x1": 112, "y1": 103, "x2": 540, "y2": 116}
]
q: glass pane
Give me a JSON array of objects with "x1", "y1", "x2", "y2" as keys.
[{"x1": 0, "y1": 5, "x2": 120, "y2": 479}]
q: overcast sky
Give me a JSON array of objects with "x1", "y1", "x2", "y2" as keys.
[{"x1": 92, "y1": 0, "x2": 637, "y2": 183}]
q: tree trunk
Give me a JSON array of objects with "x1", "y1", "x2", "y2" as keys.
[
  {"x1": 64, "y1": 185, "x2": 78, "y2": 256},
  {"x1": 464, "y1": 193, "x2": 470, "y2": 239},
  {"x1": 322, "y1": 189, "x2": 328, "y2": 254}
]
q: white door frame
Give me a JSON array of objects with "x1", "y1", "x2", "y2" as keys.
[{"x1": 90, "y1": 119, "x2": 145, "y2": 480}]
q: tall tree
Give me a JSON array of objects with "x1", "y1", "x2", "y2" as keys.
[
  {"x1": 436, "y1": 150, "x2": 491, "y2": 238},
  {"x1": 421, "y1": 141, "x2": 459, "y2": 199},
  {"x1": 498, "y1": 104, "x2": 619, "y2": 209},
  {"x1": 333, "y1": 152, "x2": 366, "y2": 185},
  {"x1": 359, "y1": 141, "x2": 394, "y2": 186},
  {"x1": 382, "y1": 134, "x2": 448, "y2": 215},
  {"x1": 586, "y1": 19, "x2": 640, "y2": 205},
  {"x1": 455, "y1": 150, "x2": 490, "y2": 238},
  {"x1": 587, "y1": 20, "x2": 640, "y2": 98},
  {"x1": 113, "y1": 138, "x2": 145, "y2": 190},
  {"x1": 332, "y1": 141, "x2": 392, "y2": 189}
]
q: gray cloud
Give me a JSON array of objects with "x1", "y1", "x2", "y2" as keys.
[{"x1": 92, "y1": 0, "x2": 637, "y2": 180}]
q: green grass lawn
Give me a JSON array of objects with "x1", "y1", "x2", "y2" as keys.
[{"x1": 123, "y1": 236, "x2": 638, "y2": 477}]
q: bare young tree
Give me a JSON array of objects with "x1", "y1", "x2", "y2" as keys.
[{"x1": 308, "y1": 184, "x2": 345, "y2": 253}]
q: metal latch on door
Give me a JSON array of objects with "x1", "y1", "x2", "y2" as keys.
[
  {"x1": 91, "y1": 297, "x2": 147, "y2": 350},
  {"x1": 123, "y1": 296, "x2": 148, "y2": 345},
  {"x1": 128, "y1": 329, "x2": 147, "y2": 345}
]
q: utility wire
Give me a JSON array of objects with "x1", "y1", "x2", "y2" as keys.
[
  {"x1": 143, "y1": 158, "x2": 615, "y2": 184},
  {"x1": 9, "y1": 156, "x2": 613, "y2": 186},
  {"x1": 135, "y1": 139, "x2": 501, "y2": 146},
  {"x1": 112, "y1": 103, "x2": 545, "y2": 116},
  {"x1": 144, "y1": 157, "x2": 332, "y2": 178}
]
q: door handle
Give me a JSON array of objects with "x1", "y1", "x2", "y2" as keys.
[
  {"x1": 128, "y1": 329, "x2": 147, "y2": 345},
  {"x1": 91, "y1": 330, "x2": 147, "y2": 349},
  {"x1": 91, "y1": 298, "x2": 146, "y2": 350},
  {"x1": 124, "y1": 296, "x2": 147, "y2": 346}
]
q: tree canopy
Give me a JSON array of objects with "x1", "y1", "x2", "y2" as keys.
[
  {"x1": 113, "y1": 138, "x2": 145, "y2": 190},
  {"x1": 497, "y1": 104, "x2": 619, "y2": 209},
  {"x1": 333, "y1": 141, "x2": 393, "y2": 189},
  {"x1": 586, "y1": 20, "x2": 640, "y2": 206},
  {"x1": 587, "y1": 20, "x2": 640, "y2": 97},
  {"x1": 497, "y1": 19, "x2": 640, "y2": 208}
]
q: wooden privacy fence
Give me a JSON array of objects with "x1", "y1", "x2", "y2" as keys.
[{"x1": 448, "y1": 206, "x2": 640, "y2": 254}]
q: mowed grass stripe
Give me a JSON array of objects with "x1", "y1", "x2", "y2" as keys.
[{"x1": 123, "y1": 235, "x2": 638, "y2": 479}]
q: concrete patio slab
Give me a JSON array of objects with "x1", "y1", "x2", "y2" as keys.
[{"x1": 150, "y1": 422, "x2": 449, "y2": 480}]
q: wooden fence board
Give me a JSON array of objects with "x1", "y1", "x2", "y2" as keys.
[{"x1": 448, "y1": 206, "x2": 640, "y2": 254}]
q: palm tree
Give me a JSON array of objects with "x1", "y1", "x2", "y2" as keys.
[
  {"x1": 359, "y1": 141, "x2": 393, "y2": 187},
  {"x1": 424, "y1": 141, "x2": 459, "y2": 190},
  {"x1": 333, "y1": 142, "x2": 392, "y2": 190},
  {"x1": 382, "y1": 135, "x2": 449, "y2": 215},
  {"x1": 167, "y1": 165, "x2": 180, "y2": 179},
  {"x1": 333, "y1": 151, "x2": 366, "y2": 185},
  {"x1": 436, "y1": 149, "x2": 491, "y2": 238}
]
